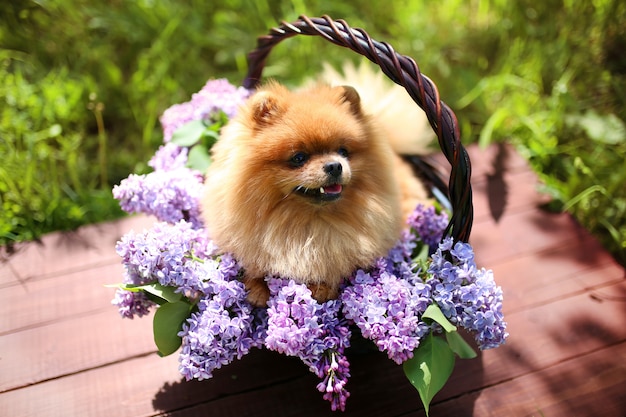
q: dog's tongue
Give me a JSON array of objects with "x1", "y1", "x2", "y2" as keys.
[{"x1": 322, "y1": 184, "x2": 343, "y2": 194}]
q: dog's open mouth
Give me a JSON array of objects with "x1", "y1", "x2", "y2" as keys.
[{"x1": 294, "y1": 183, "x2": 343, "y2": 202}]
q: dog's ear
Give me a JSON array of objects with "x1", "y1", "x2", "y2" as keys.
[
  {"x1": 249, "y1": 90, "x2": 284, "y2": 126},
  {"x1": 338, "y1": 85, "x2": 362, "y2": 117}
]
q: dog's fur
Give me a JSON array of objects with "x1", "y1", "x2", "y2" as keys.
[{"x1": 201, "y1": 65, "x2": 432, "y2": 306}]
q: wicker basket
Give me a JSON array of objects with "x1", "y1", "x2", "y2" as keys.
[
  {"x1": 243, "y1": 14, "x2": 474, "y2": 244},
  {"x1": 110, "y1": 16, "x2": 510, "y2": 414}
]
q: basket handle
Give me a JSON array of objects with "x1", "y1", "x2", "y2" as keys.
[{"x1": 243, "y1": 15, "x2": 473, "y2": 243}]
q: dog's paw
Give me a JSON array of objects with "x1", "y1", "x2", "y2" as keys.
[
  {"x1": 244, "y1": 276, "x2": 271, "y2": 307},
  {"x1": 308, "y1": 282, "x2": 339, "y2": 303}
]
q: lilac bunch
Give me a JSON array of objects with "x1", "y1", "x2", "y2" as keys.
[
  {"x1": 112, "y1": 167, "x2": 204, "y2": 228},
  {"x1": 340, "y1": 205, "x2": 448, "y2": 364},
  {"x1": 113, "y1": 79, "x2": 250, "y2": 228},
  {"x1": 178, "y1": 254, "x2": 267, "y2": 380},
  {"x1": 342, "y1": 205, "x2": 507, "y2": 364},
  {"x1": 160, "y1": 79, "x2": 251, "y2": 142},
  {"x1": 428, "y1": 238, "x2": 508, "y2": 349},
  {"x1": 341, "y1": 265, "x2": 432, "y2": 364},
  {"x1": 149, "y1": 142, "x2": 189, "y2": 171},
  {"x1": 266, "y1": 278, "x2": 352, "y2": 411},
  {"x1": 112, "y1": 220, "x2": 215, "y2": 318},
  {"x1": 111, "y1": 287, "x2": 153, "y2": 319},
  {"x1": 406, "y1": 204, "x2": 450, "y2": 248}
]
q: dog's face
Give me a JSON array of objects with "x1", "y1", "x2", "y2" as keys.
[
  {"x1": 284, "y1": 146, "x2": 351, "y2": 203},
  {"x1": 237, "y1": 82, "x2": 375, "y2": 209},
  {"x1": 272, "y1": 127, "x2": 362, "y2": 206}
]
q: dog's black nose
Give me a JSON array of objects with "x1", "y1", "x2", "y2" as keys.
[{"x1": 324, "y1": 161, "x2": 343, "y2": 177}]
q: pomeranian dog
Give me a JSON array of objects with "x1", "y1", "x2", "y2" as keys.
[{"x1": 201, "y1": 64, "x2": 433, "y2": 306}]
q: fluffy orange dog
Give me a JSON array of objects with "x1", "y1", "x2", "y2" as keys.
[{"x1": 202, "y1": 69, "x2": 431, "y2": 306}]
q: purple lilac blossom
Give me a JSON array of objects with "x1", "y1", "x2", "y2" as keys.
[
  {"x1": 115, "y1": 220, "x2": 215, "y2": 293},
  {"x1": 149, "y1": 142, "x2": 188, "y2": 171},
  {"x1": 317, "y1": 349, "x2": 351, "y2": 411},
  {"x1": 111, "y1": 288, "x2": 153, "y2": 319},
  {"x1": 428, "y1": 238, "x2": 508, "y2": 349},
  {"x1": 177, "y1": 255, "x2": 267, "y2": 380},
  {"x1": 406, "y1": 204, "x2": 449, "y2": 248},
  {"x1": 113, "y1": 220, "x2": 213, "y2": 318},
  {"x1": 341, "y1": 267, "x2": 432, "y2": 365},
  {"x1": 266, "y1": 278, "x2": 352, "y2": 411},
  {"x1": 160, "y1": 79, "x2": 251, "y2": 142},
  {"x1": 112, "y1": 167, "x2": 204, "y2": 227},
  {"x1": 113, "y1": 81, "x2": 250, "y2": 227},
  {"x1": 265, "y1": 279, "x2": 322, "y2": 356}
]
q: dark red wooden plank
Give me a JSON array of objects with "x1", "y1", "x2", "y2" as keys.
[
  {"x1": 0, "y1": 260, "x2": 19, "y2": 289},
  {"x1": 0, "y1": 347, "x2": 320, "y2": 417},
  {"x1": 0, "y1": 352, "x2": 186, "y2": 417},
  {"x1": 470, "y1": 210, "x2": 592, "y2": 265},
  {"x1": 491, "y1": 238, "x2": 624, "y2": 313},
  {"x1": 0, "y1": 262, "x2": 125, "y2": 334},
  {"x1": 0, "y1": 309, "x2": 156, "y2": 393},
  {"x1": 428, "y1": 143, "x2": 530, "y2": 181},
  {"x1": 0, "y1": 215, "x2": 154, "y2": 288},
  {"x1": 161, "y1": 352, "x2": 423, "y2": 417},
  {"x1": 420, "y1": 341, "x2": 626, "y2": 417},
  {"x1": 471, "y1": 169, "x2": 551, "y2": 223}
]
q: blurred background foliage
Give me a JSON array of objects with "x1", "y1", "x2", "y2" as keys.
[{"x1": 1, "y1": 0, "x2": 625, "y2": 264}]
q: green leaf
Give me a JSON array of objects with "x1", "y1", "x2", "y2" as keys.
[
  {"x1": 186, "y1": 145, "x2": 212, "y2": 172},
  {"x1": 445, "y1": 331, "x2": 477, "y2": 359},
  {"x1": 403, "y1": 334, "x2": 456, "y2": 416},
  {"x1": 104, "y1": 283, "x2": 142, "y2": 292},
  {"x1": 106, "y1": 282, "x2": 181, "y2": 304},
  {"x1": 141, "y1": 282, "x2": 183, "y2": 303},
  {"x1": 153, "y1": 300, "x2": 193, "y2": 357},
  {"x1": 201, "y1": 129, "x2": 220, "y2": 150},
  {"x1": 170, "y1": 119, "x2": 207, "y2": 147},
  {"x1": 478, "y1": 107, "x2": 510, "y2": 148},
  {"x1": 422, "y1": 304, "x2": 457, "y2": 333},
  {"x1": 412, "y1": 242, "x2": 430, "y2": 263}
]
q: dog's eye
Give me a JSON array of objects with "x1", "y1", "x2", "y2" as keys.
[
  {"x1": 290, "y1": 152, "x2": 309, "y2": 167},
  {"x1": 338, "y1": 147, "x2": 349, "y2": 158}
]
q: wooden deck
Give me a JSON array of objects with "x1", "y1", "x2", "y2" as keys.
[{"x1": 1, "y1": 144, "x2": 625, "y2": 416}]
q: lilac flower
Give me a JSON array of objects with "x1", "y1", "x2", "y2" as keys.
[
  {"x1": 406, "y1": 204, "x2": 449, "y2": 248},
  {"x1": 455, "y1": 267, "x2": 508, "y2": 349},
  {"x1": 342, "y1": 267, "x2": 432, "y2": 365},
  {"x1": 149, "y1": 142, "x2": 188, "y2": 171},
  {"x1": 178, "y1": 295, "x2": 258, "y2": 380},
  {"x1": 112, "y1": 167, "x2": 204, "y2": 227},
  {"x1": 115, "y1": 220, "x2": 215, "y2": 294},
  {"x1": 428, "y1": 238, "x2": 508, "y2": 349},
  {"x1": 159, "y1": 101, "x2": 194, "y2": 143},
  {"x1": 113, "y1": 220, "x2": 214, "y2": 318},
  {"x1": 265, "y1": 279, "x2": 322, "y2": 356},
  {"x1": 177, "y1": 255, "x2": 266, "y2": 380},
  {"x1": 266, "y1": 278, "x2": 352, "y2": 411},
  {"x1": 160, "y1": 79, "x2": 251, "y2": 142},
  {"x1": 311, "y1": 299, "x2": 352, "y2": 411},
  {"x1": 111, "y1": 287, "x2": 153, "y2": 319},
  {"x1": 316, "y1": 349, "x2": 351, "y2": 411}
]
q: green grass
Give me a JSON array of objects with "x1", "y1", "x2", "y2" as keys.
[{"x1": 1, "y1": 0, "x2": 624, "y2": 264}]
